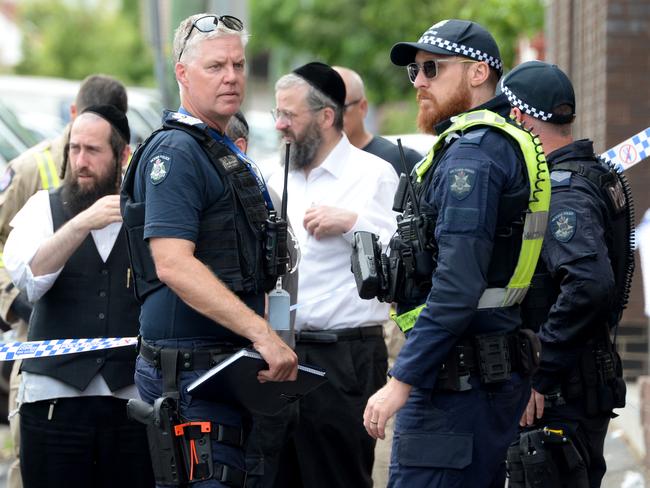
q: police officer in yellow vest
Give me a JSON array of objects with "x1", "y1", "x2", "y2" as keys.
[
  {"x1": 0, "y1": 74, "x2": 127, "y2": 488},
  {"x1": 360, "y1": 20, "x2": 551, "y2": 487}
]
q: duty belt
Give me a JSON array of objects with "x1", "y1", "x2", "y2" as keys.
[
  {"x1": 295, "y1": 325, "x2": 383, "y2": 344},
  {"x1": 436, "y1": 331, "x2": 521, "y2": 391},
  {"x1": 138, "y1": 339, "x2": 240, "y2": 371}
]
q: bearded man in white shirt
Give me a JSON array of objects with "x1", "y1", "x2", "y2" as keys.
[
  {"x1": 3, "y1": 106, "x2": 153, "y2": 488},
  {"x1": 266, "y1": 62, "x2": 398, "y2": 488}
]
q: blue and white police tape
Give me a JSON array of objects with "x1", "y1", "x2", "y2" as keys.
[
  {"x1": 0, "y1": 283, "x2": 360, "y2": 361},
  {"x1": 603, "y1": 126, "x2": 650, "y2": 172},
  {"x1": 0, "y1": 337, "x2": 137, "y2": 361}
]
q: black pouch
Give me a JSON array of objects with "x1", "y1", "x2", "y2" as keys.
[{"x1": 517, "y1": 329, "x2": 541, "y2": 376}]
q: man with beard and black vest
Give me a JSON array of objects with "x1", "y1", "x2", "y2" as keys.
[
  {"x1": 501, "y1": 61, "x2": 633, "y2": 488},
  {"x1": 3, "y1": 106, "x2": 154, "y2": 488},
  {"x1": 361, "y1": 20, "x2": 551, "y2": 487},
  {"x1": 267, "y1": 62, "x2": 398, "y2": 488}
]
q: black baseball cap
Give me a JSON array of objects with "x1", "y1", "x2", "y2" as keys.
[
  {"x1": 293, "y1": 62, "x2": 346, "y2": 108},
  {"x1": 501, "y1": 60, "x2": 575, "y2": 124},
  {"x1": 390, "y1": 19, "x2": 502, "y2": 75}
]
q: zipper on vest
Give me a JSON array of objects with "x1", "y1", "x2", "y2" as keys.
[{"x1": 47, "y1": 399, "x2": 57, "y2": 420}]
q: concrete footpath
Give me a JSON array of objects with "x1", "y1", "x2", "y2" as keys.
[{"x1": 603, "y1": 380, "x2": 649, "y2": 488}]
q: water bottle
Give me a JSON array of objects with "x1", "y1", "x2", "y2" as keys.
[{"x1": 268, "y1": 278, "x2": 293, "y2": 347}]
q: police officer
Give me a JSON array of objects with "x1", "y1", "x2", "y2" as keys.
[
  {"x1": 502, "y1": 61, "x2": 633, "y2": 488},
  {"x1": 121, "y1": 13, "x2": 297, "y2": 487},
  {"x1": 0, "y1": 74, "x2": 127, "y2": 488},
  {"x1": 362, "y1": 20, "x2": 551, "y2": 486}
]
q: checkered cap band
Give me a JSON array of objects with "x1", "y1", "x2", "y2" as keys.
[
  {"x1": 500, "y1": 81, "x2": 553, "y2": 122},
  {"x1": 418, "y1": 32, "x2": 502, "y2": 72}
]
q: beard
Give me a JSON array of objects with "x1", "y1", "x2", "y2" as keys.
[
  {"x1": 416, "y1": 79, "x2": 473, "y2": 135},
  {"x1": 61, "y1": 161, "x2": 120, "y2": 218},
  {"x1": 280, "y1": 118, "x2": 323, "y2": 171}
]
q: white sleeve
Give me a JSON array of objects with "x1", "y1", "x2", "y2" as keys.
[{"x1": 4, "y1": 191, "x2": 62, "y2": 302}]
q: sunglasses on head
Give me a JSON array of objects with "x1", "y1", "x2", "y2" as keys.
[
  {"x1": 406, "y1": 58, "x2": 477, "y2": 83},
  {"x1": 178, "y1": 14, "x2": 244, "y2": 61}
]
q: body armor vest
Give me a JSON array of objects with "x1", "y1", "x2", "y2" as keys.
[
  {"x1": 22, "y1": 188, "x2": 139, "y2": 391},
  {"x1": 121, "y1": 115, "x2": 277, "y2": 302},
  {"x1": 523, "y1": 154, "x2": 635, "y2": 331}
]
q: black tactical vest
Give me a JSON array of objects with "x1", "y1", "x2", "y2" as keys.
[
  {"x1": 21, "y1": 188, "x2": 139, "y2": 391},
  {"x1": 522, "y1": 151, "x2": 634, "y2": 331},
  {"x1": 121, "y1": 116, "x2": 276, "y2": 302}
]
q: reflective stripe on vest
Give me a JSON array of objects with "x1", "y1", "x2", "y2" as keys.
[
  {"x1": 34, "y1": 148, "x2": 61, "y2": 190},
  {"x1": 395, "y1": 109, "x2": 551, "y2": 333}
]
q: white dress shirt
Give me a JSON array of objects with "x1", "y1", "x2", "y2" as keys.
[
  {"x1": 4, "y1": 189, "x2": 138, "y2": 404},
  {"x1": 269, "y1": 134, "x2": 398, "y2": 331}
]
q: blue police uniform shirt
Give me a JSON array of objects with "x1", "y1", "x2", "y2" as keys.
[
  {"x1": 533, "y1": 139, "x2": 615, "y2": 393},
  {"x1": 391, "y1": 96, "x2": 529, "y2": 389},
  {"x1": 132, "y1": 109, "x2": 264, "y2": 342}
]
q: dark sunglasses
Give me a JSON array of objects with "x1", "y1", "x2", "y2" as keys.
[
  {"x1": 178, "y1": 15, "x2": 244, "y2": 61},
  {"x1": 406, "y1": 59, "x2": 477, "y2": 83}
]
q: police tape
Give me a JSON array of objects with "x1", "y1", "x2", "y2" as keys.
[
  {"x1": 0, "y1": 337, "x2": 137, "y2": 361},
  {"x1": 603, "y1": 126, "x2": 650, "y2": 172},
  {"x1": 0, "y1": 283, "x2": 361, "y2": 361}
]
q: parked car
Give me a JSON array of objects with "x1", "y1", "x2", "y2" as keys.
[
  {"x1": 0, "y1": 99, "x2": 40, "y2": 168},
  {"x1": 383, "y1": 133, "x2": 437, "y2": 156},
  {"x1": 0, "y1": 75, "x2": 163, "y2": 146}
]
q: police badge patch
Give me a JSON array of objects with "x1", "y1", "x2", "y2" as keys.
[
  {"x1": 149, "y1": 154, "x2": 171, "y2": 185},
  {"x1": 0, "y1": 167, "x2": 14, "y2": 193},
  {"x1": 550, "y1": 210, "x2": 577, "y2": 242},
  {"x1": 449, "y1": 168, "x2": 476, "y2": 200}
]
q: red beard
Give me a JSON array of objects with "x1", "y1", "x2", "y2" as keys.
[{"x1": 416, "y1": 81, "x2": 472, "y2": 135}]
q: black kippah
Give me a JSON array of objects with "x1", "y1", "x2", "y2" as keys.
[
  {"x1": 293, "y1": 62, "x2": 346, "y2": 108},
  {"x1": 82, "y1": 104, "x2": 131, "y2": 143}
]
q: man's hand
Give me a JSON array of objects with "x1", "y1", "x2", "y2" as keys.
[
  {"x1": 364, "y1": 377, "x2": 412, "y2": 439},
  {"x1": 75, "y1": 195, "x2": 122, "y2": 232},
  {"x1": 520, "y1": 388, "x2": 545, "y2": 427},
  {"x1": 303, "y1": 205, "x2": 357, "y2": 240},
  {"x1": 253, "y1": 328, "x2": 298, "y2": 382}
]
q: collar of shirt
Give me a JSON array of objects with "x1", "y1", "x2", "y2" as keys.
[
  {"x1": 304, "y1": 133, "x2": 349, "y2": 180},
  {"x1": 177, "y1": 107, "x2": 275, "y2": 211}
]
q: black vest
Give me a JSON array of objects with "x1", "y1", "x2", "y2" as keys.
[
  {"x1": 21, "y1": 188, "x2": 139, "y2": 391},
  {"x1": 121, "y1": 115, "x2": 275, "y2": 302},
  {"x1": 522, "y1": 142, "x2": 635, "y2": 331}
]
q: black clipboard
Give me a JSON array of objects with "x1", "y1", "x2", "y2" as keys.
[{"x1": 186, "y1": 349, "x2": 327, "y2": 416}]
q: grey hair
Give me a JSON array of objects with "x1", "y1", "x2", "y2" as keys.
[
  {"x1": 275, "y1": 73, "x2": 344, "y2": 131},
  {"x1": 173, "y1": 13, "x2": 249, "y2": 63}
]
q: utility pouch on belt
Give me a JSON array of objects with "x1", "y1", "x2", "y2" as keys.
[
  {"x1": 127, "y1": 397, "x2": 185, "y2": 485},
  {"x1": 509, "y1": 428, "x2": 589, "y2": 488},
  {"x1": 516, "y1": 328, "x2": 541, "y2": 376}
]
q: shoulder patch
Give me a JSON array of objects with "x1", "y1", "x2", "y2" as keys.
[
  {"x1": 149, "y1": 153, "x2": 171, "y2": 185},
  {"x1": 0, "y1": 167, "x2": 14, "y2": 193},
  {"x1": 460, "y1": 128, "x2": 488, "y2": 144},
  {"x1": 449, "y1": 167, "x2": 476, "y2": 200},
  {"x1": 169, "y1": 112, "x2": 203, "y2": 126},
  {"x1": 550, "y1": 210, "x2": 577, "y2": 242},
  {"x1": 550, "y1": 170, "x2": 572, "y2": 188},
  {"x1": 218, "y1": 154, "x2": 240, "y2": 172}
]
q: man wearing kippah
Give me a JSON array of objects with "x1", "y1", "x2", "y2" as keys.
[
  {"x1": 3, "y1": 107, "x2": 154, "y2": 487},
  {"x1": 502, "y1": 61, "x2": 633, "y2": 487},
  {"x1": 362, "y1": 20, "x2": 552, "y2": 486},
  {"x1": 267, "y1": 61, "x2": 398, "y2": 488}
]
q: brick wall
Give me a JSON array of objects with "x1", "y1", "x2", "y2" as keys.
[{"x1": 546, "y1": 0, "x2": 650, "y2": 378}]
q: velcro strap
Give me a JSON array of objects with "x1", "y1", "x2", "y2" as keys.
[
  {"x1": 211, "y1": 423, "x2": 245, "y2": 447},
  {"x1": 214, "y1": 462, "x2": 247, "y2": 487}
]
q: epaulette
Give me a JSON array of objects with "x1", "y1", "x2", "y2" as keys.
[
  {"x1": 458, "y1": 127, "x2": 489, "y2": 146},
  {"x1": 550, "y1": 169, "x2": 572, "y2": 188}
]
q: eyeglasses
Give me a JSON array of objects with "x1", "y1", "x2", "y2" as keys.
[
  {"x1": 270, "y1": 106, "x2": 325, "y2": 125},
  {"x1": 406, "y1": 59, "x2": 477, "y2": 83},
  {"x1": 178, "y1": 14, "x2": 244, "y2": 61},
  {"x1": 344, "y1": 99, "x2": 362, "y2": 110}
]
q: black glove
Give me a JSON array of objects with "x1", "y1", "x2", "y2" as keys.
[{"x1": 9, "y1": 291, "x2": 33, "y2": 323}]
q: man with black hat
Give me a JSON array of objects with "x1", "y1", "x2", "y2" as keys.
[
  {"x1": 266, "y1": 61, "x2": 398, "y2": 488},
  {"x1": 362, "y1": 20, "x2": 552, "y2": 487},
  {"x1": 3, "y1": 106, "x2": 154, "y2": 487},
  {"x1": 502, "y1": 61, "x2": 633, "y2": 487}
]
